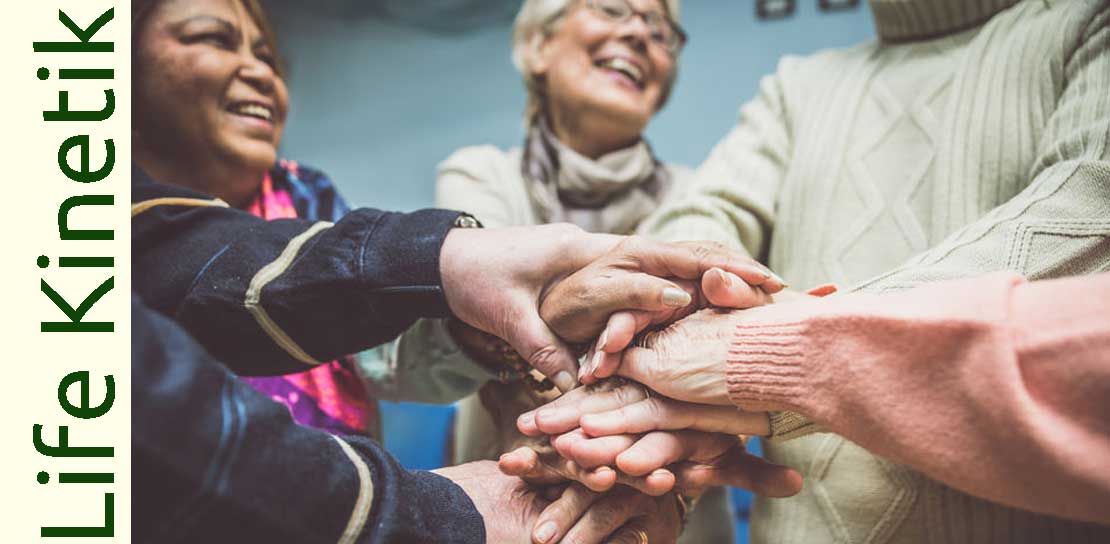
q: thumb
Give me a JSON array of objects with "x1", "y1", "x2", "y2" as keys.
[
  {"x1": 503, "y1": 304, "x2": 580, "y2": 392},
  {"x1": 702, "y1": 267, "x2": 772, "y2": 309}
]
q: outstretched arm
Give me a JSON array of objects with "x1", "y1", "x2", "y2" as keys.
[{"x1": 606, "y1": 273, "x2": 1110, "y2": 524}]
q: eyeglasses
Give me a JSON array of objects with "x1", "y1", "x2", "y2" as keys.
[{"x1": 584, "y1": 0, "x2": 687, "y2": 55}]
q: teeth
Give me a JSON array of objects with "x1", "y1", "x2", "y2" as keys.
[
  {"x1": 232, "y1": 103, "x2": 273, "y2": 121},
  {"x1": 599, "y1": 57, "x2": 643, "y2": 85}
]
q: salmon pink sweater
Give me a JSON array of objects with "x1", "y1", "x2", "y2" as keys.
[{"x1": 726, "y1": 272, "x2": 1110, "y2": 524}]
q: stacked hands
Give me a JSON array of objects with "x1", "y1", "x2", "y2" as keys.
[{"x1": 437, "y1": 224, "x2": 818, "y2": 543}]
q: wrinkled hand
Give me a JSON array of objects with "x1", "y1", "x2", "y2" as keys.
[
  {"x1": 451, "y1": 453, "x2": 678, "y2": 544},
  {"x1": 602, "y1": 287, "x2": 835, "y2": 401},
  {"x1": 610, "y1": 309, "x2": 746, "y2": 405},
  {"x1": 442, "y1": 226, "x2": 783, "y2": 392},
  {"x1": 531, "y1": 484, "x2": 682, "y2": 544},
  {"x1": 433, "y1": 461, "x2": 551, "y2": 544},
  {"x1": 539, "y1": 236, "x2": 785, "y2": 384},
  {"x1": 539, "y1": 236, "x2": 783, "y2": 344}
]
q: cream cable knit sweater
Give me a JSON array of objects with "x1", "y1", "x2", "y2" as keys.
[{"x1": 639, "y1": 0, "x2": 1110, "y2": 541}]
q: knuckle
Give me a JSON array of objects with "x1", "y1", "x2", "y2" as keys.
[
  {"x1": 548, "y1": 500, "x2": 580, "y2": 522},
  {"x1": 549, "y1": 223, "x2": 585, "y2": 252},
  {"x1": 643, "y1": 397, "x2": 666, "y2": 420},
  {"x1": 527, "y1": 344, "x2": 562, "y2": 373},
  {"x1": 592, "y1": 498, "x2": 625, "y2": 520}
]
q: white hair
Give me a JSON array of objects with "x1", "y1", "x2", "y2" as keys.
[{"x1": 511, "y1": 0, "x2": 682, "y2": 124}]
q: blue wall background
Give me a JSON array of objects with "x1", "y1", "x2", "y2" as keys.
[{"x1": 268, "y1": 1, "x2": 876, "y2": 541}]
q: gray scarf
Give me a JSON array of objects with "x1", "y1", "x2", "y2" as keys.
[{"x1": 521, "y1": 119, "x2": 672, "y2": 234}]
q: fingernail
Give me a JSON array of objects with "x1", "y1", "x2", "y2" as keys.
[
  {"x1": 553, "y1": 371, "x2": 575, "y2": 392},
  {"x1": 598, "y1": 328, "x2": 609, "y2": 350},
  {"x1": 715, "y1": 268, "x2": 734, "y2": 288},
  {"x1": 534, "y1": 521, "x2": 557, "y2": 544},
  {"x1": 590, "y1": 350, "x2": 604, "y2": 375},
  {"x1": 518, "y1": 412, "x2": 535, "y2": 429},
  {"x1": 662, "y1": 287, "x2": 692, "y2": 307}
]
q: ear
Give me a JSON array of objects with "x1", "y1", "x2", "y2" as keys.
[{"x1": 524, "y1": 31, "x2": 551, "y2": 77}]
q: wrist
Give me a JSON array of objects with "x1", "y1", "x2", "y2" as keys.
[{"x1": 438, "y1": 213, "x2": 484, "y2": 319}]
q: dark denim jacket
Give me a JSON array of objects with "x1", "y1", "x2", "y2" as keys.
[{"x1": 132, "y1": 170, "x2": 484, "y2": 542}]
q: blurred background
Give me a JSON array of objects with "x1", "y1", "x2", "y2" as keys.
[{"x1": 266, "y1": 1, "x2": 875, "y2": 541}]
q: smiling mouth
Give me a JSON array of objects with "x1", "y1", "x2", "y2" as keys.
[
  {"x1": 227, "y1": 101, "x2": 274, "y2": 123},
  {"x1": 595, "y1": 57, "x2": 645, "y2": 89}
]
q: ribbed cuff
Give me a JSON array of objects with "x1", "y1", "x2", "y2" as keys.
[
  {"x1": 766, "y1": 411, "x2": 822, "y2": 441},
  {"x1": 728, "y1": 319, "x2": 824, "y2": 441},
  {"x1": 727, "y1": 320, "x2": 809, "y2": 411}
]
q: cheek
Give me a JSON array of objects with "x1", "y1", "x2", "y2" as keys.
[
  {"x1": 567, "y1": 14, "x2": 615, "y2": 48},
  {"x1": 647, "y1": 52, "x2": 674, "y2": 92},
  {"x1": 142, "y1": 53, "x2": 223, "y2": 121},
  {"x1": 274, "y1": 80, "x2": 291, "y2": 122}
]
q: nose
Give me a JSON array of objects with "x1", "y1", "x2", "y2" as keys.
[
  {"x1": 615, "y1": 14, "x2": 652, "y2": 52},
  {"x1": 237, "y1": 50, "x2": 276, "y2": 95}
]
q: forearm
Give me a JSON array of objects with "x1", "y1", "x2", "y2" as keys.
[
  {"x1": 133, "y1": 294, "x2": 485, "y2": 543},
  {"x1": 726, "y1": 272, "x2": 1110, "y2": 523},
  {"x1": 132, "y1": 175, "x2": 462, "y2": 375},
  {"x1": 854, "y1": 9, "x2": 1110, "y2": 295},
  {"x1": 638, "y1": 73, "x2": 789, "y2": 257}
]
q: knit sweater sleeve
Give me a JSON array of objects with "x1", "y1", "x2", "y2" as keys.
[
  {"x1": 725, "y1": 272, "x2": 1110, "y2": 524},
  {"x1": 637, "y1": 67, "x2": 792, "y2": 258},
  {"x1": 856, "y1": 6, "x2": 1110, "y2": 294},
  {"x1": 768, "y1": 5, "x2": 1110, "y2": 439}
]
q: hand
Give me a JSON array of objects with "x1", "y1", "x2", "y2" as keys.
[
  {"x1": 484, "y1": 448, "x2": 681, "y2": 544},
  {"x1": 605, "y1": 288, "x2": 835, "y2": 402},
  {"x1": 441, "y1": 227, "x2": 783, "y2": 392},
  {"x1": 531, "y1": 485, "x2": 682, "y2": 544},
  {"x1": 539, "y1": 236, "x2": 785, "y2": 384},
  {"x1": 433, "y1": 460, "x2": 551, "y2": 544},
  {"x1": 512, "y1": 380, "x2": 801, "y2": 498},
  {"x1": 517, "y1": 380, "x2": 768, "y2": 438},
  {"x1": 440, "y1": 224, "x2": 618, "y2": 391},
  {"x1": 612, "y1": 308, "x2": 749, "y2": 405},
  {"x1": 498, "y1": 441, "x2": 674, "y2": 496},
  {"x1": 551, "y1": 428, "x2": 802, "y2": 498},
  {"x1": 540, "y1": 237, "x2": 783, "y2": 346}
]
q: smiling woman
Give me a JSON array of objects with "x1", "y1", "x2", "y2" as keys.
[
  {"x1": 130, "y1": 0, "x2": 386, "y2": 440},
  {"x1": 348, "y1": 0, "x2": 740, "y2": 542},
  {"x1": 132, "y1": 0, "x2": 288, "y2": 207}
]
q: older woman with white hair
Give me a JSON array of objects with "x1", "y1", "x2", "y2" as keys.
[{"x1": 434, "y1": 0, "x2": 744, "y2": 542}]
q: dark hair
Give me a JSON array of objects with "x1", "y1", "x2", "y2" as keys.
[{"x1": 131, "y1": 0, "x2": 287, "y2": 77}]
